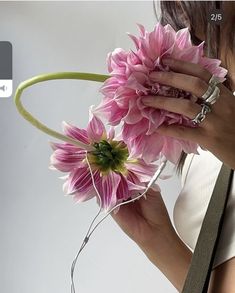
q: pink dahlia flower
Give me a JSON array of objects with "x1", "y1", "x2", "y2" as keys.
[
  {"x1": 49, "y1": 110, "x2": 159, "y2": 212},
  {"x1": 94, "y1": 23, "x2": 227, "y2": 164}
]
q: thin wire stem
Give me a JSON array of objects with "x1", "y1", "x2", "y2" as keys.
[
  {"x1": 70, "y1": 151, "x2": 103, "y2": 293},
  {"x1": 70, "y1": 153, "x2": 167, "y2": 293}
]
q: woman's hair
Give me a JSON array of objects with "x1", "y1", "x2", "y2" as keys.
[{"x1": 153, "y1": 0, "x2": 235, "y2": 175}]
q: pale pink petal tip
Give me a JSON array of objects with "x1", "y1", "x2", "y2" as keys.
[
  {"x1": 61, "y1": 120, "x2": 69, "y2": 130},
  {"x1": 87, "y1": 108, "x2": 106, "y2": 142},
  {"x1": 48, "y1": 165, "x2": 57, "y2": 170},
  {"x1": 49, "y1": 141, "x2": 57, "y2": 150}
]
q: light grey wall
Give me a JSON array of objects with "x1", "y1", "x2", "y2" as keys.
[{"x1": 0, "y1": 2, "x2": 181, "y2": 293}]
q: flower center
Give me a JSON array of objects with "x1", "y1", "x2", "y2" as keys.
[{"x1": 89, "y1": 140, "x2": 129, "y2": 174}]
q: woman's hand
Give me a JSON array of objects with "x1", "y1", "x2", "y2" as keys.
[
  {"x1": 111, "y1": 188, "x2": 193, "y2": 292},
  {"x1": 111, "y1": 188, "x2": 175, "y2": 248},
  {"x1": 142, "y1": 57, "x2": 235, "y2": 170}
]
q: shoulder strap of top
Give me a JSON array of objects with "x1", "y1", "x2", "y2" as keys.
[{"x1": 181, "y1": 164, "x2": 234, "y2": 293}]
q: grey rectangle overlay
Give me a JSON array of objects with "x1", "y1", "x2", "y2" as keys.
[{"x1": 0, "y1": 41, "x2": 12, "y2": 79}]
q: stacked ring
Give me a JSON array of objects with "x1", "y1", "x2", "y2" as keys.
[
  {"x1": 208, "y1": 75, "x2": 221, "y2": 87},
  {"x1": 191, "y1": 103, "x2": 212, "y2": 125},
  {"x1": 204, "y1": 86, "x2": 220, "y2": 105},
  {"x1": 191, "y1": 74, "x2": 221, "y2": 125}
]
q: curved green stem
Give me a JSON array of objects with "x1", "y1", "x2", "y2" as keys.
[{"x1": 14, "y1": 72, "x2": 110, "y2": 150}]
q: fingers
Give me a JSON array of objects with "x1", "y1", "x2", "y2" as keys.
[
  {"x1": 161, "y1": 58, "x2": 212, "y2": 83},
  {"x1": 142, "y1": 87, "x2": 227, "y2": 127},
  {"x1": 143, "y1": 96, "x2": 203, "y2": 120},
  {"x1": 142, "y1": 95, "x2": 214, "y2": 130},
  {"x1": 149, "y1": 57, "x2": 216, "y2": 100},
  {"x1": 156, "y1": 123, "x2": 204, "y2": 143},
  {"x1": 143, "y1": 58, "x2": 228, "y2": 128},
  {"x1": 149, "y1": 70, "x2": 210, "y2": 98},
  {"x1": 140, "y1": 58, "x2": 235, "y2": 170}
]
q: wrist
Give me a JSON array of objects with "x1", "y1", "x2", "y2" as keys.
[
  {"x1": 137, "y1": 223, "x2": 177, "y2": 250},
  {"x1": 138, "y1": 226, "x2": 193, "y2": 292},
  {"x1": 138, "y1": 225, "x2": 179, "y2": 259}
]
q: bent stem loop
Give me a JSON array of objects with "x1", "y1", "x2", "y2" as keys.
[{"x1": 14, "y1": 72, "x2": 110, "y2": 150}]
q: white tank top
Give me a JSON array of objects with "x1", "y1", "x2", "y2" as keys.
[{"x1": 173, "y1": 91, "x2": 235, "y2": 270}]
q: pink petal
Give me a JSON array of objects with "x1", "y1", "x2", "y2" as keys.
[
  {"x1": 127, "y1": 134, "x2": 145, "y2": 158},
  {"x1": 111, "y1": 48, "x2": 128, "y2": 66},
  {"x1": 141, "y1": 133, "x2": 164, "y2": 163},
  {"x1": 152, "y1": 23, "x2": 164, "y2": 56},
  {"x1": 136, "y1": 23, "x2": 147, "y2": 37},
  {"x1": 158, "y1": 25, "x2": 175, "y2": 57},
  {"x1": 95, "y1": 171, "x2": 121, "y2": 212},
  {"x1": 200, "y1": 56, "x2": 228, "y2": 81},
  {"x1": 66, "y1": 167, "x2": 98, "y2": 194},
  {"x1": 107, "y1": 52, "x2": 113, "y2": 73},
  {"x1": 122, "y1": 119, "x2": 148, "y2": 141},
  {"x1": 127, "y1": 33, "x2": 140, "y2": 50},
  {"x1": 146, "y1": 109, "x2": 165, "y2": 135},
  {"x1": 50, "y1": 149, "x2": 86, "y2": 172},
  {"x1": 107, "y1": 126, "x2": 115, "y2": 141},
  {"x1": 49, "y1": 141, "x2": 81, "y2": 153},
  {"x1": 72, "y1": 186, "x2": 96, "y2": 203},
  {"x1": 99, "y1": 77, "x2": 121, "y2": 96},
  {"x1": 126, "y1": 179, "x2": 146, "y2": 194},
  {"x1": 123, "y1": 99, "x2": 143, "y2": 124},
  {"x1": 116, "y1": 174, "x2": 130, "y2": 201},
  {"x1": 62, "y1": 121, "x2": 90, "y2": 144},
  {"x1": 161, "y1": 136, "x2": 183, "y2": 164},
  {"x1": 126, "y1": 180, "x2": 145, "y2": 193},
  {"x1": 126, "y1": 159, "x2": 157, "y2": 182},
  {"x1": 125, "y1": 73, "x2": 149, "y2": 94},
  {"x1": 175, "y1": 27, "x2": 192, "y2": 49},
  {"x1": 93, "y1": 99, "x2": 126, "y2": 126},
  {"x1": 70, "y1": 170, "x2": 102, "y2": 203},
  {"x1": 114, "y1": 87, "x2": 135, "y2": 109},
  {"x1": 87, "y1": 113, "x2": 106, "y2": 142},
  {"x1": 126, "y1": 170, "x2": 142, "y2": 185}
]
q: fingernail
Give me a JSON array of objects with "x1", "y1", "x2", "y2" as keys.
[
  {"x1": 162, "y1": 58, "x2": 173, "y2": 65},
  {"x1": 142, "y1": 96, "x2": 155, "y2": 104},
  {"x1": 149, "y1": 71, "x2": 163, "y2": 79}
]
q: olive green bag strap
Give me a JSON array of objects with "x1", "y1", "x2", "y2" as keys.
[{"x1": 181, "y1": 163, "x2": 234, "y2": 293}]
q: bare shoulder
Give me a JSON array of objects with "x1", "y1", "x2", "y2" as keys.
[{"x1": 208, "y1": 257, "x2": 235, "y2": 293}]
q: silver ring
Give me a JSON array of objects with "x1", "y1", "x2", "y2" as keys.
[
  {"x1": 209, "y1": 75, "x2": 221, "y2": 87},
  {"x1": 201, "y1": 84, "x2": 214, "y2": 100},
  {"x1": 201, "y1": 74, "x2": 221, "y2": 100},
  {"x1": 191, "y1": 102, "x2": 212, "y2": 125},
  {"x1": 204, "y1": 85, "x2": 220, "y2": 105}
]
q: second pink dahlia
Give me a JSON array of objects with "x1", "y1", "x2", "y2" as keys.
[{"x1": 49, "y1": 110, "x2": 159, "y2": 212}]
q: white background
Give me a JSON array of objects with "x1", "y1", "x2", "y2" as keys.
[{"x1": 0, "y1": 2, "x2": 181, "y2": 293}]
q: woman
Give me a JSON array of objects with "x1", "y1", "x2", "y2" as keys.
[{"x1": 111, "y1": 1, "x2": 235, "y2": 292}]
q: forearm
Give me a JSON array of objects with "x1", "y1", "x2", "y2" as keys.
[{"x1": 138, "y1": 227, "x2": 193, "y2": 292}]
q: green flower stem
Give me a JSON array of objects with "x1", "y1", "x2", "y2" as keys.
[{"x1": 14, "y1": 72, "x2": 110, "y2": 150}]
